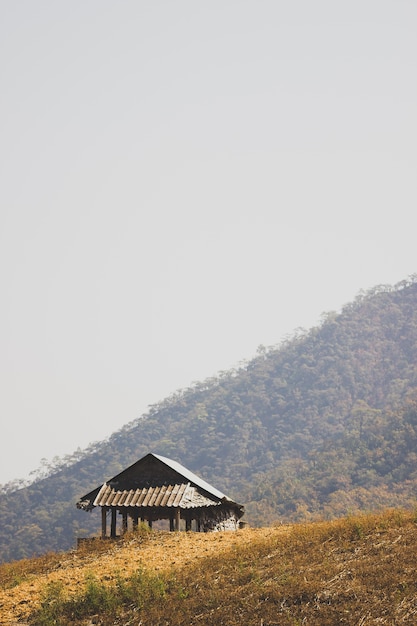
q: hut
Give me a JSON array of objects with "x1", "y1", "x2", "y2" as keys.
[{"x1": 76, "y1": 453, "x2": 244, "y2": 537}]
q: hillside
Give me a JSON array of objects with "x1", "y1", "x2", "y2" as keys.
[
  {"x1": 2, "y1": 277, "x2": 417, "y2": 561},
  {"x1": 1, "y1": 510, "x2": 417, "y2": 625}
]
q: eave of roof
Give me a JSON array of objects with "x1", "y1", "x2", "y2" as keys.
[{"x1": 92, "y1": 482, "x2": 221, "y2": 509}]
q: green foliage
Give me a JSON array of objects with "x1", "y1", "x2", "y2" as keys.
[
  {"x1": 35, "y1": 580, "x2": 66, "y2": 625},
  {"x1": 3, "y1": 278, "x2": 417, "y2": 561},
  {"x1": 29, "y1": 569, "x2": 166, "y2": 624}
]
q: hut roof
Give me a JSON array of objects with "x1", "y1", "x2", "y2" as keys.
[{"x1": 76, "y1": 453, "x2": 244, "y2": 516}]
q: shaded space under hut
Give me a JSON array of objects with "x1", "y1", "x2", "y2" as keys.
[{"x1": 76, "y1": 453, "x2": 245, "y2": 538}]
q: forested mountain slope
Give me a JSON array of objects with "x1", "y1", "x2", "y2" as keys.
[{"x1": 2, "y1": 278, "x2": 417, "y2": 562}]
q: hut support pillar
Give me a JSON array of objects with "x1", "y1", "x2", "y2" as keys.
[
  {"x1": 122, "y1": 512, "x2": 128, "y2": 534},
  {"x1": 175, "y1": 508, "x2": 181, "y2": 531},
  {"x1": 101, "y1": 507, "x2": 107, "y2": 539},
  {"x1": 186, "y1": 518, "x2": 192, "y2": 532},
  {"x1": 169, "y1": 517, "x2": 175, "y2": 532},
  {"x1": 110, "y1": 508, "x2": 117, "y2": 538}
]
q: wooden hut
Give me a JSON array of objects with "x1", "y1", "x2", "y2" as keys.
[{"x1": 76, "y1": 453, "x2": 244, "y2": 537}]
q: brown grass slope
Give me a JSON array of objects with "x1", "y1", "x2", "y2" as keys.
[{"x1": 1, "y1": 509, "x2": 417, "y2": 625}]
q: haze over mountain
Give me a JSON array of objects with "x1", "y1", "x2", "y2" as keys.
[{"x1": 1, "y1": 277, "x2": 417, "y2": 562}]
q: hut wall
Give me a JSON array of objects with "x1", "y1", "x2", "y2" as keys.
[{"x1": 200, "y1": 507, "x2": 240, "y2": 531}]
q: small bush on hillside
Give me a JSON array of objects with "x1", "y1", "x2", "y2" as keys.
[
  {"x1": 29, "y1": 568, "x2": 166, "y2": 624},
  {"x1": 35, "y1": 580, "x2": 66, "y2": 626}
]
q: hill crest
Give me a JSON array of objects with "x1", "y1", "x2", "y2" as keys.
[{"x1": 2, "y1": 509, "x2": 417, "y2": 625}]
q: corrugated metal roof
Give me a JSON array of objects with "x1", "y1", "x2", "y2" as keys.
[
  {"x1": 152, "y1": 453, "x2": 226, "y2": 500},
  {"x1": 93, "y1": 481, "x2": 218, "y2": 509}
]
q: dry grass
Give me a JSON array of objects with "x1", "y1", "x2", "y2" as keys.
[{"x1": 1, "y1": 509, "x2": 417, "y2": 625}]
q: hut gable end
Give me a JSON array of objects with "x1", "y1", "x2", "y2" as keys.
[{"x1": 106, "y1": 454, "x2": 194, "y2": 493}]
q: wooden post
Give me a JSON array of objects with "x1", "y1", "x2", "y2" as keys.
[
  {"x1": 133, "y1": 516, "x2": 138, "y2": 530},
  {"x1": 186, "y1": 518, "x2": 191, "y2": 532},
  {"x1": 122, "y1": 512, "x2": 128, "y2": 534},
  {"x1": 101, "y1": 507, "x2": 107, "y2": 539},
  {"x1": 110, "y1": 508, "x2": 117, "y2": 538},
  {"x1": 169, "y1": 517, "x2": 175, "y2": 532},
  {"x1": 175, "y1": 508, "x2": 181, "y2": 531}
]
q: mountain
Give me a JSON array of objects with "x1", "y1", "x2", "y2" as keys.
[{"x1": 2, "y1": 277, "x2": 417, "y2": 562}]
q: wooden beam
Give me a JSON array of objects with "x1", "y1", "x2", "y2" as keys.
[
  {"x1": 101, "y1": 507, "x2": 107, "y2": 539},
  {"x1": 175, "y1": 508, "x2": 181, "y2": 531},
  {"x1": 110, "y1": 508, "x2": 117, "y2": 538}
]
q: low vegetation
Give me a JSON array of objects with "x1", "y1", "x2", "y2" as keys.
[{"x1": 1, "y1": 509, "x2": 417, "y2": 625}]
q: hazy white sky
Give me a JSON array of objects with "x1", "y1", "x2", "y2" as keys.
[{"x1": 1, "y1": 1, "x2": 416, "y2": 484}]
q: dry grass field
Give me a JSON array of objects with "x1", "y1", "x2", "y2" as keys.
[{"x1": 1, "y1": 509, "x2": 417, "y2": 625}]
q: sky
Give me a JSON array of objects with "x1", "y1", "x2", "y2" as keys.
[{"x1": 1, "y1": 1, "x2": 416, "y2": 485}]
